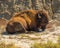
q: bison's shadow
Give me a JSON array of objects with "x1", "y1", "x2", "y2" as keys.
[{"x1": 2, "y1": 31, "x2": 44, "y2": 35}]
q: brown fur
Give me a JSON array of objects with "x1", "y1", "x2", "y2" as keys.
[
  {"x1": 0, "y1": 18, "x2": 7, "y2": 33},
  {"x1": 35, "y1": 10, "x2": 49, "y2": 31},
  {"x1": 6, "y1": 10, "x2": 49, "y2": 34},
  {"x1": 6, "y1": 16, "x2": 28, "y2": 34}
]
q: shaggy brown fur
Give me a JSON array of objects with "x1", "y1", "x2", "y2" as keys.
[
  {"x1": 35, "y1": 10, "x2": 49, "y2": 31},
  {"x1": 6, "y1": 10, "x2": 49, "y2": 34}
]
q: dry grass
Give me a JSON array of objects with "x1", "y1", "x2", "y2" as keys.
[
  {"x1": 0, "y1": 43, "x2": 17, "y2": 48},
  {"x1": 5, "y1": 44, "x2": 16, "y2": 48},
  {"x1": 31, "y1": 35, "x2": 60, "y2": 48}
]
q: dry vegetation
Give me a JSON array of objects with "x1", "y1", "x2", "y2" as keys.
[
  {"x1": 31, "y1": 35, "x2": 60, "y2": 48},
  {"x1": 0, "y1": 43, "x2": 17, "y2": 48}
]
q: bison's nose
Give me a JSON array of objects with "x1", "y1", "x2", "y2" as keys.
[{"x1": 6, "y1": 24, "x2": 15, "y2": 34}]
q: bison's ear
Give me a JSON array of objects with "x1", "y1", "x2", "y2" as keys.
[
  {"x1": 38, "y1": 14, "x2": 42, "y2": 18},
  {"x1": 35, "y1": 12, "x2": 42, "y2": 19}
]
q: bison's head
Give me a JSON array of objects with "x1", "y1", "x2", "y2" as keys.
[{"x1": 35, "y1": 11, "x2": 49, "y2": 32}]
